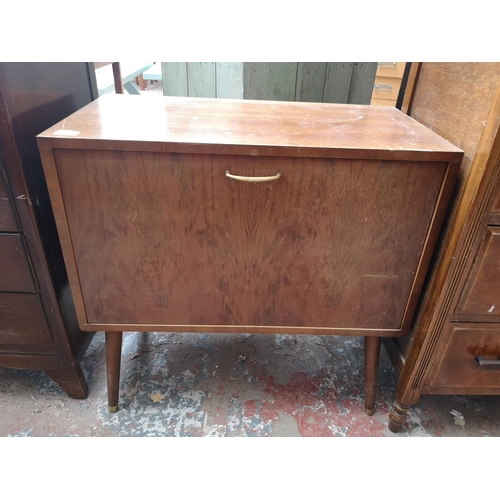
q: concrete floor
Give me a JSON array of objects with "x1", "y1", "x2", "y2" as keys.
[{"x1": 1, "y1": 331, "x2": 499, "y2": 437}]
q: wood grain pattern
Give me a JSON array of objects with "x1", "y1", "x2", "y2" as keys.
[
  {"x1": 348, "y1": 62, "x2": 378, "y2": 105},
  {"x1": 0, "y1": 165, "x2": 18, "y2": 231},
  {"x1": 401, "y1": 63, "x2": 421, "y2": 114},
  {"x1": 187, "y1": 62, "x2": 216, "y2": 98},
  {"x1": 456, "y1": 227, "x2": 500, "y2": 317},
  {"x1": 161, "y1": 62, "x2": 188, "y2": 97},
  {"x1": 295, "y1": 63, "x2": 328, "y2": 102},
  {"x1": 0, "y1": 293, "x2": 53, "y2": 347},
  {"x1": 388, "y1": 64, "x2": 500, "y2": 431},
  {"x1": 409, "y1": 63, "x2": 500, "y2": 185},
  {"x1": 428, "y1": 324, "x2": 500, "y2": 391},
  {"x1": 37, "y1": 95, "x2": 463, "y2": 163},
  {"x1": 323, "y1": 63, "x2": 354, "y2": 103},
  {"x1": 53, "y1": 148, "x2": 447, "y2": 333},
  {"x1": 244, "y1": 62, "x2": 298, "y2": 101},
  {"x1": 493, "y1": 190, "x2": 500, "y2": 213},
  {"x1": 160, "y1": 63, "x2": 375, "y2": 104},
  {"x1": 45, "y1": 363, "x2": 88, "y2": 398},
  {"x1": 216, "y1": 63, "x2": 244, "y2": 99},
  {"x1": 0, "y1": 233, "x2": 37, "y2": 292},
  {"x1": 0, "y1": 353, "x2": 60, "y2": 370}
]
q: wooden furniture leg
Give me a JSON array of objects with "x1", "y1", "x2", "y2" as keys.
[
  {"x1": 388, "y1": 399, "x2": 411, "y2": 432},
  {"x1": 45, "y1": 363, "x2": 89, "y2": 399},
  {"x1": 364, "y1": 336, "x2": 381, "y2": 415},
  {"x1": 105, "y1": 331, "x2": 123, "y2": 413}
]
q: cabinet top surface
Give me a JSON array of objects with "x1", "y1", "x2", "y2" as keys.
[{"x1": 38, "y1": 94, "x2": 463, "y2": 158}]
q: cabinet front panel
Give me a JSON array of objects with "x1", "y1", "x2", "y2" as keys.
[
  {"x1": 0, "y1": 234, "x2": 37, "y2": 292},
  {"x1": 456, "y1": 227, "x2": 500, "y2": 319},
  {"x1": 375, "y1": 62, "x2": 406, "y2": 79},
  {"x1": 0, "y1": 293, "x2": 53, "y2": 348},
  {"x1": 54, "y1": 149, "x2": 446, "y2": 330},
  {"x1": 371, "y1": 76, "x2": 402, "y2": 102},
  {"x1": 430, "y1": 324, "x2": 500, "y2": 391},
  {"x1": 493, "y1": 189, "x2": 500, "y2": 214},
  {"x1": 0, "y1": 167, "x2": 18, "y2": 232}
]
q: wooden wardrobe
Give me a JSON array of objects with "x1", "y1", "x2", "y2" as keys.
[{"x1": 385, "y1": 63, "x2": 500, "y2": 431}]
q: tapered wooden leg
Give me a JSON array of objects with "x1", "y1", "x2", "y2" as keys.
[
  {"x1": 388, "y1": 399, "x2": 411, "y2": 432},
  {"x1": 364, "y1": 336, "x2": 381, "y2": 416},
  {"x1": 45, "y1": 363, "x2": 89, "y2": 399},
  {"x1": 105, "y1": 331, "x2": 123, "y2": 413}
]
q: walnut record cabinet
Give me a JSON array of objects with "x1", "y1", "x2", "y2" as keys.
[{"x1": 37, "y1": 94, "x2": 463, "y2": 413}]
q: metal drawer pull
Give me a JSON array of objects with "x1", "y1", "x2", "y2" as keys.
[
  {"x1": 225, "y1": 171, "x2": 281, "y2": 183},
  {"x1": 475, "y1": 356, "x2": 500, "y2": 370},
  {"x1": 378, "y1": 62, "x2": 397, "y2": 68},
  {"x1": 374, "y1": 84, "x2": 393, "y2": 92}
]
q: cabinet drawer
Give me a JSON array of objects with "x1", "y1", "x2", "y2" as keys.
[
  {"x1": 371, "y1": 98, "x2": 397, "y2": 107},
  {"x1": 0, "y1": 293, "x2": 53, "y2": 348},
  {"x1": 456, "y1": 227, "x2": 500, "y2": 318},
  {"x1": 53, "y1": 148, "x2": 447, "y2": 332},
  {"x1": 0, "y1": 234, "x2": 37, "y2": 292},
  {"x1": 376, "y1": 62, "x2": 406, "y2": 79},
  {"x1": 430, "y1": 324, "x2": 500, "y2": 390},
  {"x1": 489, "y1": 185, "x2": 500, "y2": 224},
  {"x1": 0, "y1": 166, "x2": 18, "y2": 232},
  {"x1": 492, "y1": 188, "x2": 500, "y2": 214},
  {"x1": 372, "y1": 76, "x2": 402, "y2": 102}
]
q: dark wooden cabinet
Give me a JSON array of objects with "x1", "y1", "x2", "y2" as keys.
[
  {"x1": 37, "y1": 95, "x2": 462, "y2": 412},
  {"x1": 385, "y1": 63, "x2": 500, "y2": 431},
  {"x1": 0, "y1": 63, "x2": 96, "y2": 396}
]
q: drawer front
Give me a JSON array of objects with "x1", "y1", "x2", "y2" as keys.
[
  {"x1": 375, "y1": 62, "x2": 406, "y2": 79},
  {"x1": 0, "y1": 293, "x2": 53, "y2": 348},
  {"x1": 489, "y1": 184, "x2": 500, "y2": 224},
  {"x1": 0, "y1": 165, "x2": 18, "y2": 232},
  {"x1": 53, "y1": 149, "x2": 447, "y2": 331},
  {"x1": 372, "y1": 76, "x2": 402, "y2": 102},
  {"x1": 0, "y1": 234, "x2": 37, "y2": 292},
  {"x1": 371, "y1": 98, "x2": 397, "y2": 107},
  {"x1": 430, "y1": 324, "x2": 500, "y2": 390},
  {"x1": 492, "y1": 187, "x2": 500, "y2": 214},
  {"x1": 456, "y1": 227, "x2": 500, "y2": 318}
]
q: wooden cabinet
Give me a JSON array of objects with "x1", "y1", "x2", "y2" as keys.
[
  {"x1": 0, "y1": 63, "x2": 96, "y2": 396},
  {"x1": 384, "y1": 63, "x2": 500, "y2": 431},
  {"x1": 37, "y1": 95, "x2": 462, "y2": 412}
]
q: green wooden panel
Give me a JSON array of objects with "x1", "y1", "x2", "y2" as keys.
[
  {"x1": 323, "y1": 63, "x2": 354, "y2": 103},
  {"x1": 244, "y1": 62, "x2": 298, "y2": 101},
  {"x1": 295, "y1": 62, "x2": 328, "y2": 102},
  {"x1": 348, "y1": 62, "x2": 378, "y2": 104},
  {"x1": 161, "y1": 62, "x2": 188, "y2": 97},
  {"x1": 187, "y1": 62, "x2": 216, "y2": 98},
  {"x1": 216, "y1": 62, "x2": 244, "y2": 99}
]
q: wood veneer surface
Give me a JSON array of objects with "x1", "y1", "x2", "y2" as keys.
[
  {"x1": 54, "y1": 149, "x2": 447, "y2": 331},
  {"x1": 38, "y1": 94, "x2": 462, "y2": 160}
]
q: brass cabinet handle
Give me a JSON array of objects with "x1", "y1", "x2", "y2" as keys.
[{"x1": 225, "y1": 170, "x2": 281, "y2": 183}]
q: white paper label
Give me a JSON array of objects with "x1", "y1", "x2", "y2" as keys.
[{"x1": 53, "y1": 129, "x2": 81, "y2": 136}]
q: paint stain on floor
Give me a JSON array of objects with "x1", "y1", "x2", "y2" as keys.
[{"x1": 1, "y1": 331, "x2": 499, "y2": 437}]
